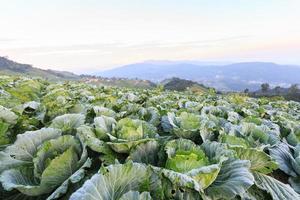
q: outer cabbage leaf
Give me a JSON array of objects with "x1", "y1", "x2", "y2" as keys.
[
  {"x1": 269, "y1": 142, "x2": 300, "y2": 177},
  {"x1": 186, "y1": 164, "x2": 220, "y2": 190},
  {"x1": 286, "y1": 125, "x2": 300, "y2": 146},
  {"x1": 127, "y1": 140, "x2": 160, "y2": 165},
  {"x1": 219, "y1": 134, "x2": 250, "y2": 148},
  {"x1": 240, "y1": 122, "x2": 280, "y2": 147},
  {"x1": 46, "y1": 158, "x2": 91, "y2": 200},
  {"x1": 50, "y1": 114, "x2": 85, "y2": 134},
  {"x1": 289, "y1": 177, "x2": 300, "y2": 193},
  {"x1": 231, "y1": 147, "x2": 278, "y2": 174},
  {"x1": 98, "y1": 144, "x2": 123, "y2": 166},
  {"x1": 158, "y1": 171, "x2": 202, "y2": 200},
  {"x1": 119, "y1": 191, "x2": 152, "y2": 200},
  {"x1": 239, "y1": 185, "x2": 272, "y2": 200},
  {"x1": 200, "y1": 141, "x2": 235, "y2": 163},
  {"x1": 0, "y1": 128, "x2": 61, "y2": 169},
  {"x1": 0, "y1": 152, "x2": 28, "y2": 173},
  {"x1": 69, "y1": 162, "x2": 150, "y2": 200},
  {"x1": 253, "y1": 172, "x2": 300, "y2": 200},
  {"x1": 151, "y1": 166, "x2": 202, "y2": 192},
  {"x1": 269, "y1": 142, "x2": 300, "y2": 193},
  {"x1": 205, "y1": 159, "x2": 254, "y2": 199}
]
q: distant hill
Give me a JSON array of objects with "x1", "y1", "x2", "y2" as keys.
[
  {"x1": 0, "y1": 56, "x2": 79, "y2": 80},
  {"x1": 162, "y1": 77, "x2": 208, "y2": 92},
  {"x1": 0, "y1": 56, "x2": 156, "y2": 89},
  {"x1": 97, "y1": 61, "x2": 300, "y2": 91}
]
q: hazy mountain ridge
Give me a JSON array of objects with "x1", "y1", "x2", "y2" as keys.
[
  {"x1": 0, "y1": 56, "x2": 79, "y2": 80},
  {"x1": 97, "y1": 61, "x2": 300, "y2": 91},
  {"x1": 1, "y1": 56, "x2": 300, "y2": 92},
  {"x1": 0, "y1": 56, "x2": 157, "y2": 89}
]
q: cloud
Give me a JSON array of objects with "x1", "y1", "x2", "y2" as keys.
[
  {"x1": 26, "y1": 49, "x2": 112, "y2": 56},
  {"x1": 0, "y1": 38, "x2": 17, "y2": 42},
  {"x1": 116, "y1": 35, "x2": 252, "y2": 50},
  {"x1": 1, "y1": 35, "x2": 251, "y2": 52}
]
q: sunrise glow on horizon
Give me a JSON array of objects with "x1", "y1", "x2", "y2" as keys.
[{"x1": 0, "y1": 0, "x2": 300, "y2": 73}]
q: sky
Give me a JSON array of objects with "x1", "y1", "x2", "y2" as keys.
[{"x1": 0, "y1": 0, "x2": 300, "y2": 74}]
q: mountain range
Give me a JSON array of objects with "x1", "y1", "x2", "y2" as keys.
[
  {"x1": 1, "y1": 56, "x2": 300, "y2": 91},
  {"x1": 97, "y1": 61, "x2": 300, "y2": 91}
]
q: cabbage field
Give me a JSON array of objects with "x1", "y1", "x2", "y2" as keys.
[{"x1": 1, "y1": 75, "x2": 300, "y2": 200}]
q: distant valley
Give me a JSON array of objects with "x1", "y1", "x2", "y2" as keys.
[{"x1": 96, "y1": 61, "x2": 300, "y2": 91}]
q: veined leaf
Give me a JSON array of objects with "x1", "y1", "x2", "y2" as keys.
[
  {"x1": 4, "y1": 128, "x2": 61, "y2": 162},
  {"x1": 205, "y1": 159, "x2": 254, "y2": 199},
  {"x1": 152, "y1": 166, "x2": 202, "y2": 192},
  {"x1": 127, "y1": 140, "x2": 160, "y2": 165},
  {"x1": 269, "y1": 142, "x2": 300, "y2": 177},
  {"x1": 69, "y1": 162, "x2": 150, "y2": 200},
  {"x1": 254, "y1": 172, "x2": 300, "y2": 200},
  {"x1": 231, "y1": 146, "x2": 278, "y2": 174},
  {"x1": 119, "y1": 191, "x2": 152, "y2": 200}
]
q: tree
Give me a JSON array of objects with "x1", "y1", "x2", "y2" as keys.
[
  {"x1": 261, "y1": 83, "x2": 270, "y2": 93},
  {"x1": 274, "y1": 86, "x2": 281, "y2": 95},
  {"x1": 244, "y1": 88, "x2": 249, "y2": 93},
  {"x1": 287, "y1": 84, "x2": 300, "y2": 101},
  {"x1": 288, "y1": 84, "x2": 299, "y2": 94}
]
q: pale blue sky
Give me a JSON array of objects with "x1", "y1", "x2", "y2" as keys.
[{"x1": 0, "y1": 0, "x2": 299, "y2": 73}]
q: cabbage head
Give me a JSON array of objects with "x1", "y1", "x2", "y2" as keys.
[
  {"x1": 0, "y1": 128, "x2": 91, "y2": 199},
  {"x1": 152, "y1": 139, "x2": 254, "y2": 199},
  {"x1": 106, "y1": 118, "x2": 159, "y2": 153},
  {"x1": 162, "y1": 112, "x2": 201, "y2": 140}
]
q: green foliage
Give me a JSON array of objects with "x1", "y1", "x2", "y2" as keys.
[{"x1": 0, "y1": 75, "x2": 299, "y2": 199}]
